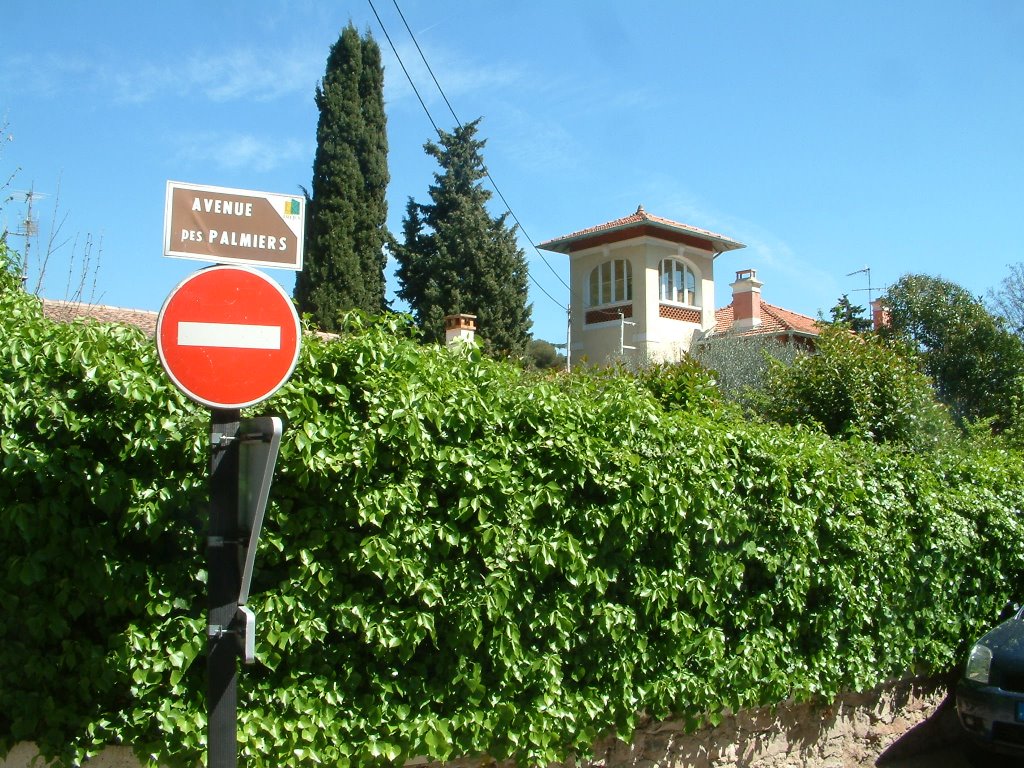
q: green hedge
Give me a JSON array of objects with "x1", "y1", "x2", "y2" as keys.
[{"x1": 2, "y1": 271, "x2": 1023, "y2": 767}]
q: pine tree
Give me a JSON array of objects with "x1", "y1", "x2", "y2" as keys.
[
  {"x1": 395, "y1": 119, "x2": 532, "y2": 355},
  {"x1": 828, "y1": 294, "x2": 872, "y2": 333},
  {"x1": 294, "y1": 24, "x2": 390, "y2": 331}
]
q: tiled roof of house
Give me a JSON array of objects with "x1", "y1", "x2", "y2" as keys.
[
  {"x1": 711, "y1": 299, "x2": 821, "y2": 338},
  {"x1": 538, "y1": 205, "x2": 745, "y2": 255},
  {"x1": 42, "y1": 299, "x2": 159, "y2": 338},
  {"x1": 39, "y1": 298, "x2": 346, "y2": 342}
]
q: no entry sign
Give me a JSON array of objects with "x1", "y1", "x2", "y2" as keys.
[{"x1": 157, "y1": 266, "x2": 301, "y2": 409}]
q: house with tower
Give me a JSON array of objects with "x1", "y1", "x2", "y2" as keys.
[
  {"x1": 38, "y1": 205, "x2": 826, "y2": 367},
  {"x1": 539, "y1": 206, "x2": 820, "y2": 368}
]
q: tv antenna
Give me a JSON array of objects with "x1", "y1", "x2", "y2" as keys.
[
  {"x1": 11, "y1": 186, "x2": 46, "y2": 283},
  {"x1": 846, "y1": 266, "x2": 873, "y2": 307}
]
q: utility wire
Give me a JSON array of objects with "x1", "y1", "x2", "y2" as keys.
[
  {"x1": 370, "y1": 1, "x2": 574, "y2": 311},
  {"x1": 370, "y1": 0, "x2": 563, "y2": 309},
  {"x1": 390, "y1": 0, "x2": 463, "y2": 132},
  {"x1": 366, "y1": 0, "x2": 440, "y2": 138},
  {"x1": 390, "y1": 0, "x2": 571, "y2": 297},
  {"x1": 370, "y1": 0, "x2": 569, "y2": 313}
]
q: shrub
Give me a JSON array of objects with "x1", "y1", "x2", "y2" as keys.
[
  {"x1": 883, "y1": 273, "x2": 1024, "y2": 430},
  {"x1": 760, "y1": 325, "x2": 954, "y2": 448},
  {"x1": 0, "y1": 271, "x2": 208, "y2": 763},
  {"x1": 524, "y1": 338, "x2": 566, "y2": 371},
  {"x1": 633, "y1": 355, "x2": 720, "y2": 413},
  {"x1": 691, "y1": 332, "x2": 802, "y2": 410},
  {"x1": 1, "y1": 300, "x2": 1021, "y2": 767}
]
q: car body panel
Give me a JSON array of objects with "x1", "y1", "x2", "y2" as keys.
[{"x1": 956, "y1": 607, "x2": 1024, "y2": 756}]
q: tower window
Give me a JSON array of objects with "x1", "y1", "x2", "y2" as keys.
[
  {"x1": 587, "y1": 259, "x2": 633, "y2": 307},
  {"x1": 659, "y1": 259, "x2": 698, "y2": 305}
]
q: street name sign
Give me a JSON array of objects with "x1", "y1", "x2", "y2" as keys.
[
  {"x1": 164, "y1": 180, "x2": 305, "y2": 270},
  {"x1": 157, "y1": 265, "x2": 301, "y2": 409}
]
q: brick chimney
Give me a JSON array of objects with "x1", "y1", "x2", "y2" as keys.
[
  {"x1": 444, "y1": 313, "x2": 477, "y2": 346},
  {"x1": 730, "y1": 269, "x2": 763, "y2": 330},
  {"x1": 871, "y1": 299, "x2": 890, "y2": 331}
]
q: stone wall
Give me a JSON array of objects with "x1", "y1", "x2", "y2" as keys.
[
  {"x1": 0, "y1": 677, "x2": 960, "y2": 768},
  {"x1": 582, "y1": 677, "x2": 959, "y2": 768},
  {"x1": 0, "y1": 744, "x2": 144, "y2": 768},
  {"x1": 424, "y1": 677, "x2": 960, "y2": 768}
]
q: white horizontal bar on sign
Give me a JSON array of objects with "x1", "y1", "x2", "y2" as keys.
[{"x1": 177, "y1": 321, "x2": 281, "y2": 350}]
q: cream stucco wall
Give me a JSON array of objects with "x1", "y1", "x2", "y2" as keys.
[
  {"x1": 569, "y1": 243, "x2": 637, "y2": 366},
  {"x1": 569, "y1": 237, "x2": 717, "y2": 367}
]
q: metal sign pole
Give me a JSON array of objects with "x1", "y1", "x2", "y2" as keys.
[{"x1": 208, "y1": 408, "x2": 241, "y2": 768}]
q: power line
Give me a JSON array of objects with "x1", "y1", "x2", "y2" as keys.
[
  {"x1": 380, "y1": 0, "x2": 569, "y2": 313},
  {"x1": 368, "y1": 1, "x2": 569, "y2": 313},
  {"x1": 370, "y1": 0, "x2": 559, "y2": 312},
  {"x1": 368, "y1": 0, "x2": 577, "y2": 319},
  {"x1": 390, "y1": 0, "x2": 463, "y2": 130},
  {"x1": 390, "y1": 0, "x2": 571, "y2": 298},
  {"x1": 366, "y1": 0, "x2": 440, "y2": 138}
]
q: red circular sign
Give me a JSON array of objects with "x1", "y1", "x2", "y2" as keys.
[{"x1": 157, "y1": 266, "x2": 301, "y2": 409}]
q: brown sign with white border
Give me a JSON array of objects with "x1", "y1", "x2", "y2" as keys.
[{"x1": 164, "y1": 181, "x2": 305, "y2": 270}]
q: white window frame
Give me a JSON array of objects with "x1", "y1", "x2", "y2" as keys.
[
  {"x1": 586, "y1": 259, "x2": 633, "y2": 308},
  {"x1": 659, "y1": 258, "x2": 699, "y2": 307}
]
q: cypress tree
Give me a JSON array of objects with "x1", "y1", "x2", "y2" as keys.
[
  {"x1": 395, "y1": 119, "x2": 532, "y2": 355},
  {"x1": 294, "y1": 24, "x2": 390, "y2": 330}
]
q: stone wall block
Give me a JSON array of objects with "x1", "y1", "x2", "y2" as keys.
[{"x1": 1, "y1": 677, "x2": 961, "y2": 768}]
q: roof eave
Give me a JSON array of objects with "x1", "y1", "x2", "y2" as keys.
[
  {"x1": 702, "y1": 325, "x2": 821, "y2": 340},
  {"x1": 538, "y1": 222, "x2": 745, "y2": 255}
]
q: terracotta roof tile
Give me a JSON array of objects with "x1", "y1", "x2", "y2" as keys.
[
  {"x1": 711, "y1": 299, "x2": 821, "y2": 338},
  {"x1": 538, "y1": 205, "x2": 745, "y2": 254},
  {"x1": 42, "y1": 299, "x2": 158, "y2": 338}
]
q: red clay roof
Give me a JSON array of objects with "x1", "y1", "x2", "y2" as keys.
[
  {"x1": 712, "y1": 299, "x2": 821, "y2": 338},
  {"x1": 538, "y1": 205, "x2": 745, "y2": 255},
  {"x1": 42, "y1": 299, "x2": 158, "y2": 338}
]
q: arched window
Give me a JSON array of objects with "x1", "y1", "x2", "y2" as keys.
[
  {"x1": 659, "y1": 259, "x2": 698, "y2": 305},
  {"x1": 587, "y1": 259, "x2": 632, "y2": 307}
]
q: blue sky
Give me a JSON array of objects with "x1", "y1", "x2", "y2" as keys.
[{"x1": 3, "y1": 1, "x2": 1024, "y2": 344}]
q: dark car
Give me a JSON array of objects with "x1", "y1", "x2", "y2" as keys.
[{"x1": 957, "y1": 604, "x2": 1024, "y2": 764}]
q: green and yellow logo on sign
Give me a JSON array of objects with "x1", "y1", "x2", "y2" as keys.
[{"x1": 283, "y1": 199, "x2": 301, "y2": 216}]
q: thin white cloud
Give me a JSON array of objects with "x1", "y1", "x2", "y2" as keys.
[
  {"x1": 2, "y1": 46, "x2": 323, "y2": 106},
  {"x1": 641, "y1": 183, "x2": 839, "y2": 316},
  {"x1": 107, "y1": 62, "x2": 179, "y2": 105},
  {"x1": 0, "y1": 52, "x2": 94, "y2": 99},
  {"x1": 172, "y1": 131, "x2": 308, "y2": 173},
  {"x1": 721, "y1": 225, "x2": 840, "y2": 317},
  {"x1": 110, "y1": 48, "x2": 323, "y2": 104},
  {"x1": 186, "y1": 48, "x2": 322, "y2": 103},
  {"x1": 379, "y1": 38, "x2": 525, "y2": 116},
  {"x1": 491, "y1": 109, "x2": 583, "y2": 176}
]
